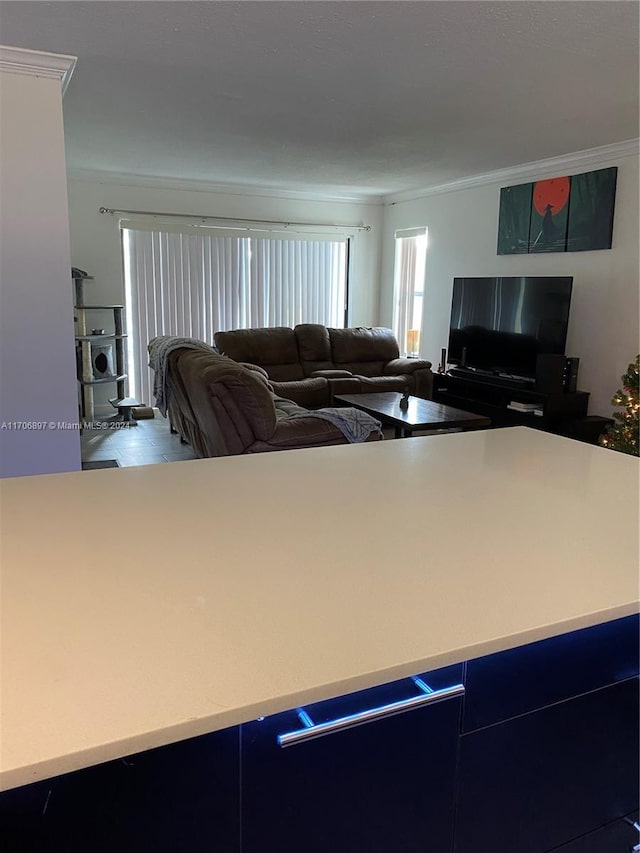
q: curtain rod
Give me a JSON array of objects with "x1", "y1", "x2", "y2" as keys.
[{"x1": 98, "y1": 207, "x2": 371, "y2": 232}]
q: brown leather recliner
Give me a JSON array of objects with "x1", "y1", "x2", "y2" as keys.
[
  {"x1": 164, "y1": 348, "x2": 381, "y2": 456},
  {"x1": 214, "y1": 324, "x2": 433, "y2": 406}
]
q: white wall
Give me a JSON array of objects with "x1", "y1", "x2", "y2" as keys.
[
  {"x1": 0, "y1": 64, "x2": 81, "y2": 477},
  {"x1": 67, "y1": 178, "x2": 383, "y2": 412},
  {"x1": 67, "y1": 151, "x2": 638, "y2": 418},
  {"x1": 379, "y1": 151, "x2": 639, "y2": 415}
]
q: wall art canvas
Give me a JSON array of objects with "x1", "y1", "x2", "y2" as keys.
[
  {"x1": 497, "y1": 166, "x2": 617, "y2": 255},
  {"x1": 497, "y1": 182, "x2": 533, "y2": 254},
  {"x1": 529, "y1": 176, "x2": 570, "y2": 253},
  {"x1": 566, "y1": 167, "x2": 617, "y2": 251}
]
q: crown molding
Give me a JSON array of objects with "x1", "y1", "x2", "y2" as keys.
[
  {"x1": 0, "y1": 46, "x2": 77, "y2": 95},
  {"x1": 384, "y1": 139, "x2": 640, "y2": 205},
  {"x1": 66, "y1": 168, "x2": 384, "y2": 207},
  {"x1": 66, "y1": 139, "x2": 638, "y2": 207}
]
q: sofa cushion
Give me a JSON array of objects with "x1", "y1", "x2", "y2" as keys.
[
  {"x1": 247, "y1": 420, "x2": 353, "y2": 452},
  {"x1": 325, "y1": 376, "x2": 362, "y2": 398},
  {"x1": 295, "y1": 323, "x2": 334, "y2": 375},
  {"x1": 329, "y1": 327, "x2": 400, "y2": 364},
  {"x1": 214, "y1": 327, "x2": 303, "y2": 380},
  {"x1": 311, "y1": 369, "x2": 354, "y2": 378},
  {"x1": 358, "y1": 375, "x2": 411, "y2": 393},
  {"x1": 262, "y1": 362, "x2": 305, "y2": 381}
]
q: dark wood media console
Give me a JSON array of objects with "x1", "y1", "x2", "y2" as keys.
[{"x1": 431, "y1": 371, "x2": 598, "y2": 440}]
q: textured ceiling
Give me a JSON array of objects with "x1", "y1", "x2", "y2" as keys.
[{"x1": 0, "y1": 1, "x2": 638, "y2": 197}]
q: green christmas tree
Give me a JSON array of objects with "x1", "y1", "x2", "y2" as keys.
[{"x1": 598, "y1": 355, "x2": 640, "y2": 456}]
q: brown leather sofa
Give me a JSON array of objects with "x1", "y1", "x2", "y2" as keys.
[
  {"x1": 214, "y1": 324, "x2": 433, "y2": 407},
  {"x1": 162, "y1": 347, "x2": 382, "y2": 457}
]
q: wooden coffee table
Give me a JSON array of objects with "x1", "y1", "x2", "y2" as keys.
[{"x1": 334, "y1": 392, "x2": 491, "y2": 438}]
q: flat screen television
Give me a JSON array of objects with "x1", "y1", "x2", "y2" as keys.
[{"x1": 447, "y1": 276, "x2": 573, "y2": 382}]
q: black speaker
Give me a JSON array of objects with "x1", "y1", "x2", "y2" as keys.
[
  {"x1": 563, "y1": 357, "x2": 579, "y2": 393},
  {"x1": 536, "y1": 354, "x2": 566, "y2": 393},
  {"x1": 536, "y1": 355, "x2": 579, "y2": 393}
]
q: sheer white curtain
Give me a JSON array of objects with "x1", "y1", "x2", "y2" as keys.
[
  {"x1": 392, "y1": 227, "x2": 427, "y2": 356},
  {"x1": 123, "y1": 226, "x2": 347, "y2": 406},
  {"x1": 392, "y1": 235, "x2": 418, "y2": 357}
]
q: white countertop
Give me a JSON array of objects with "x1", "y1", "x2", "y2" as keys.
[{"x1": 1, "y1": 427, "x2": 638, "y2": 790}]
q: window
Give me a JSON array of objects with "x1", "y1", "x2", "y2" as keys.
[
  {"x1": 122, "y1": 224, "x2": 348, "y2": 405},
  {"x1": 392, "y1": 227, "x2": 428, "y2": 357}
]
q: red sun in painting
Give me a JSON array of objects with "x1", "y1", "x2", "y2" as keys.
[{"x1": 533, "y1": 176, "x2": 570, "y2": 216}]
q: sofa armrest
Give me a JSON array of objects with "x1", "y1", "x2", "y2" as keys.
[
  {"x1": 238, "y1": 362, "x2": 274, "y2": 391},
  {"x1": 311, "y1": 368, "x2": 354, "y2": 378},
  {"x1": 269, "y1": 377, "x2": 330, "y2": 409},
  {"x1": 383, "y1": 358, "x2": 432, "y2": 375}
]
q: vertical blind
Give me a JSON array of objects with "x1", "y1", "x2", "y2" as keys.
[
  {"x1": 122, "y1": 226, "x2": 347, "y2": 406},
  {"x1": 250, "y1": 238, "x2": 346, "y2": 328}
]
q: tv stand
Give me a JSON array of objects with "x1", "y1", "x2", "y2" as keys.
[
  {"x1": 447, "y1": 367, "x2": 535, "y2": 391},
  {"x1": 433, "y1": 371, "x2": 590, "y2": 437}
]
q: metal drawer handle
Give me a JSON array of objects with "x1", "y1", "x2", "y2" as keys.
[
  {"x1": 277, "y1": 677, "x2": 465, "y2": 748},
  {"x1": 624, "y1": 817, "x2": 640, "y2": 851}
]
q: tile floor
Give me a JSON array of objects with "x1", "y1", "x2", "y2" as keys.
[
  {"x1": 80, "y1": 413, "x2": 404, "y2": 469},
  {"x1": 80, "y1": 410, "x2": 198, "y2": 468}
]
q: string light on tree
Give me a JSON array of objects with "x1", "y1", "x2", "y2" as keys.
[{"x1": 598, "y1": 355, "x2": 639, "y2": 456}]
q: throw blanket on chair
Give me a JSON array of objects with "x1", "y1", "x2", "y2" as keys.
[
  {"x1": 295, "y1": 407, "x2": 383, "y2": 443},
  {"x1": 148, "y1": 335, "x2": 217, "y2": 416}
]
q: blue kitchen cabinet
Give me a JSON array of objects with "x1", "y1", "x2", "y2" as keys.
[
  {"x1": 241, "y1": 663, "x2": 464, "y2": 853},
  {"x1": 551, "y1": 812, "x2": 639, "y2": 852},
  {"x1": 454, "y1": 615, "x2": 640, "y2": 853},
  {"x1": 1, "y1": 618, "x2": 638, "y2": 852},
  {"x1": 0, "y1": 727, "x2": 241, "y2": 853}
]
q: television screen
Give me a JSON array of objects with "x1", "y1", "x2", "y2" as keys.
[{"x1": 447, "y1": 276, "x2": 573, "y2": 379}]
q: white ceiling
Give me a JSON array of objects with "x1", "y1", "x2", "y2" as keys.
[{"x1": 0, "y1": 1, "x2": 638, "y2": 198}]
